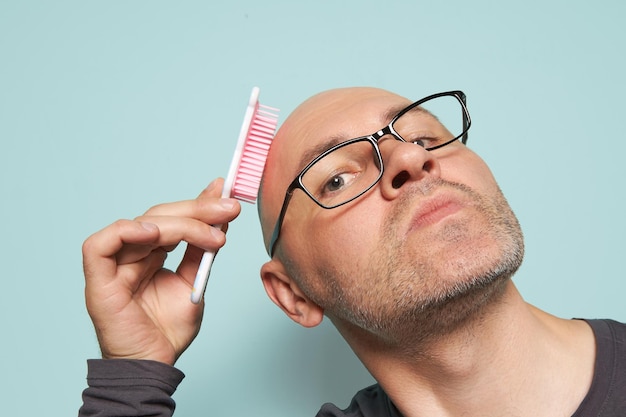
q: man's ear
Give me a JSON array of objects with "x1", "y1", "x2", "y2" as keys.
[{"x1": 260, "y1": 259, "x2": 324, "y2": 328}]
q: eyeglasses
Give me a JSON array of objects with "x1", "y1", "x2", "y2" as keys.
[{"x1": 268, "y1": 90, "x2": 471, "y2": 257}]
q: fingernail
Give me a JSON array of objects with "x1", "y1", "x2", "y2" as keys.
[
  {"x1": 219, "y1": 198, "x2": 236, "y2": 210},
  {"x1": 205, "y1": 179, "x2": 218, "y2": 192},
  {"x1": 140, "y1": 222, "x2": 158, "y2": 232},
  {"x1": 210, "y1": 225, "x2": 223, "y2": 239}
]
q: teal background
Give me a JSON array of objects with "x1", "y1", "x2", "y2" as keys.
[{"x1": 1, "y1": 1, "x2": 625, "y2": 415}]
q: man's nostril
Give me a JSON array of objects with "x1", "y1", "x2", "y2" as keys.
[{"x1": 392, "y1": 171, "x2": 410, "y2": 189}]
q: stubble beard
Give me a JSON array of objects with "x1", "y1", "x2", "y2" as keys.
[{"x1": 319, "y1": 179, "x2": 525, "y2": 347}]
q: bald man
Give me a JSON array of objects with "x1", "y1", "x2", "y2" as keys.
[{"x1": 79, "y1": 88, "x2": 626, "y2": 417}]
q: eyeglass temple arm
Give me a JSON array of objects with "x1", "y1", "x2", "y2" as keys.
[
  {"x1": 459, "y1": 93, "x2": 470, "y2": 144},
  {"x1": 268, "y1": 186, "x2": 296, "y2": 257}
]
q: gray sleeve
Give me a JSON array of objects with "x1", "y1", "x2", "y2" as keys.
[{"x1": 78, "y1": 359, "x2": 185, "y2": 417}]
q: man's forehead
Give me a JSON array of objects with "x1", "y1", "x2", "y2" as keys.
[
  {"x1": 258, "y1": 87, "x2": 411, "y2": 247},
  {"x1": 289, "y1": 93, "x2": 411, "y2": 173}
]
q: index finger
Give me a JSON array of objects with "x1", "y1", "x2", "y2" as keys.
[
  {"x1": 82, "y1": 220, "x2": 160, "y2": 282},
  {"x1": 142, "y1": 180, "x2": 241, "y2": 226}
]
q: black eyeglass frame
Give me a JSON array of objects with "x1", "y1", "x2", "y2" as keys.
[{"x1": 267, "y1": 90, "x2": 471, "y2": 257}]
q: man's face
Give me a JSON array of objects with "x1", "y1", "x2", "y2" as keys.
[{"x1": 259, "y1": 87, "x2": 524, "y2": 341}]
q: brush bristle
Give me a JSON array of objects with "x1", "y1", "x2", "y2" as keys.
[{"x1": 232, "y1": 103, "x2": 279, "y2": 203}]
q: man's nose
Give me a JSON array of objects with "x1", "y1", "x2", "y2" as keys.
[{"x1": 378, "y1": 140, "x2": 441, "y2": 200}]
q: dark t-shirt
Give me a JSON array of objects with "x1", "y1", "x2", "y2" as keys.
[
  {"x1": 79, "y1": 319, "x2": 626, "y2": 416},
  {"x1": 571, "y1": 319, "x2": 626, "y2": 416}
]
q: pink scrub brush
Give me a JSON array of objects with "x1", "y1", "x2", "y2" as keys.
[{"x1": 191, "y1": 87, "x2": 279, "y2": 304}]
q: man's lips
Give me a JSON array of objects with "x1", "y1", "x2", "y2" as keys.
[{"x1": 406, "y1": 193, "x2": 465, "y2": 233}]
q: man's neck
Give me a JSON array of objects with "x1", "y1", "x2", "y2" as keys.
[{"x1": 334, "y1": 282, "x2": 596, "y2": 417}]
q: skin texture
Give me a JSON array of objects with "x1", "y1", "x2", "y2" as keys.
[
  {"x1": 83, "y1": 178, "x2": 241, "y2": 365},
  {"x1": 83, "y1": 87, "x2": 597, "y2": 417},
  {"x1": 257, "y1": 88, "x2": 596, "y2": 416},
  {"x1": 258, "y1": 87, "x2": 524, "y2": 342}
]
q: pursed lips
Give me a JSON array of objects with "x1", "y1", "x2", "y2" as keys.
[{"x1": 405, "y1": 192, "x2": 466, "y2": 235}]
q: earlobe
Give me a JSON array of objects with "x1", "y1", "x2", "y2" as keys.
[{"x1": 260, "y1": 259, "x2": 324, "y2": 328}]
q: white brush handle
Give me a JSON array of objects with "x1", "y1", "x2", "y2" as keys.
[
  {"x1": 191, "y1": 168, "x2": 234, "y2": 304},
  {"x1": 190, "y1": 186, "x2": 230, "y2": 304},
  {"x1": 190, "y1": 87, "x2": 261, "y2": 304},
  {"x1": 191, "y1": 250, "x2": 217, "y2": 303}
]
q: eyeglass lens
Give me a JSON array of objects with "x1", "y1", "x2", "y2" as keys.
[{"x1": 301, "y1": 95, "x2": 464, "y2": 208}]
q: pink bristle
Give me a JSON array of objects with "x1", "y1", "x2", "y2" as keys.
[
  {"x1": 232, "y1": 101, "x2": 279, "y2": 203},
  {"x1": 191, "y1": 88, "x2": 278, "y2": 304}
]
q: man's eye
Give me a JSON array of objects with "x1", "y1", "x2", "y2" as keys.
[
  {"x1": 323, "y1": 173, "x2": 354, "y2": 194},
  {"x1": 408, "y1": 135, "x2": 441, "y2": 148}
]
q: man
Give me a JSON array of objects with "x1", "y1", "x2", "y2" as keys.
[{"x1": 79, "y1": 87, "x2": 626, "y2": 416}]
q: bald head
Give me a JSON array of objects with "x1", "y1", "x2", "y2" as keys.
[{"x1": 258, "y1": 87, "x2": 412, "y2": 253}]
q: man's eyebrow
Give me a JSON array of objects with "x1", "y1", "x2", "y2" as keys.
[
  {"x1": 295, "y1": 102, "x2": 411, "y2": 174},
  {"x1": 382, "y1": 103, "x2": 410, "y2": 125},
  {"x1": 297, "y1": 134, "x2": 348, "y2": 172}
]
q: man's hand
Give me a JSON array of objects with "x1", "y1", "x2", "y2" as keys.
[{"x1": 82, "y1": 179, "x2": 241, "y2": 365}]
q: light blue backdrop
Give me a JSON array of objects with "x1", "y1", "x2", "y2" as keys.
[{"x1": 1, "y1": 1, "x2": 624, "y2": 416}]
